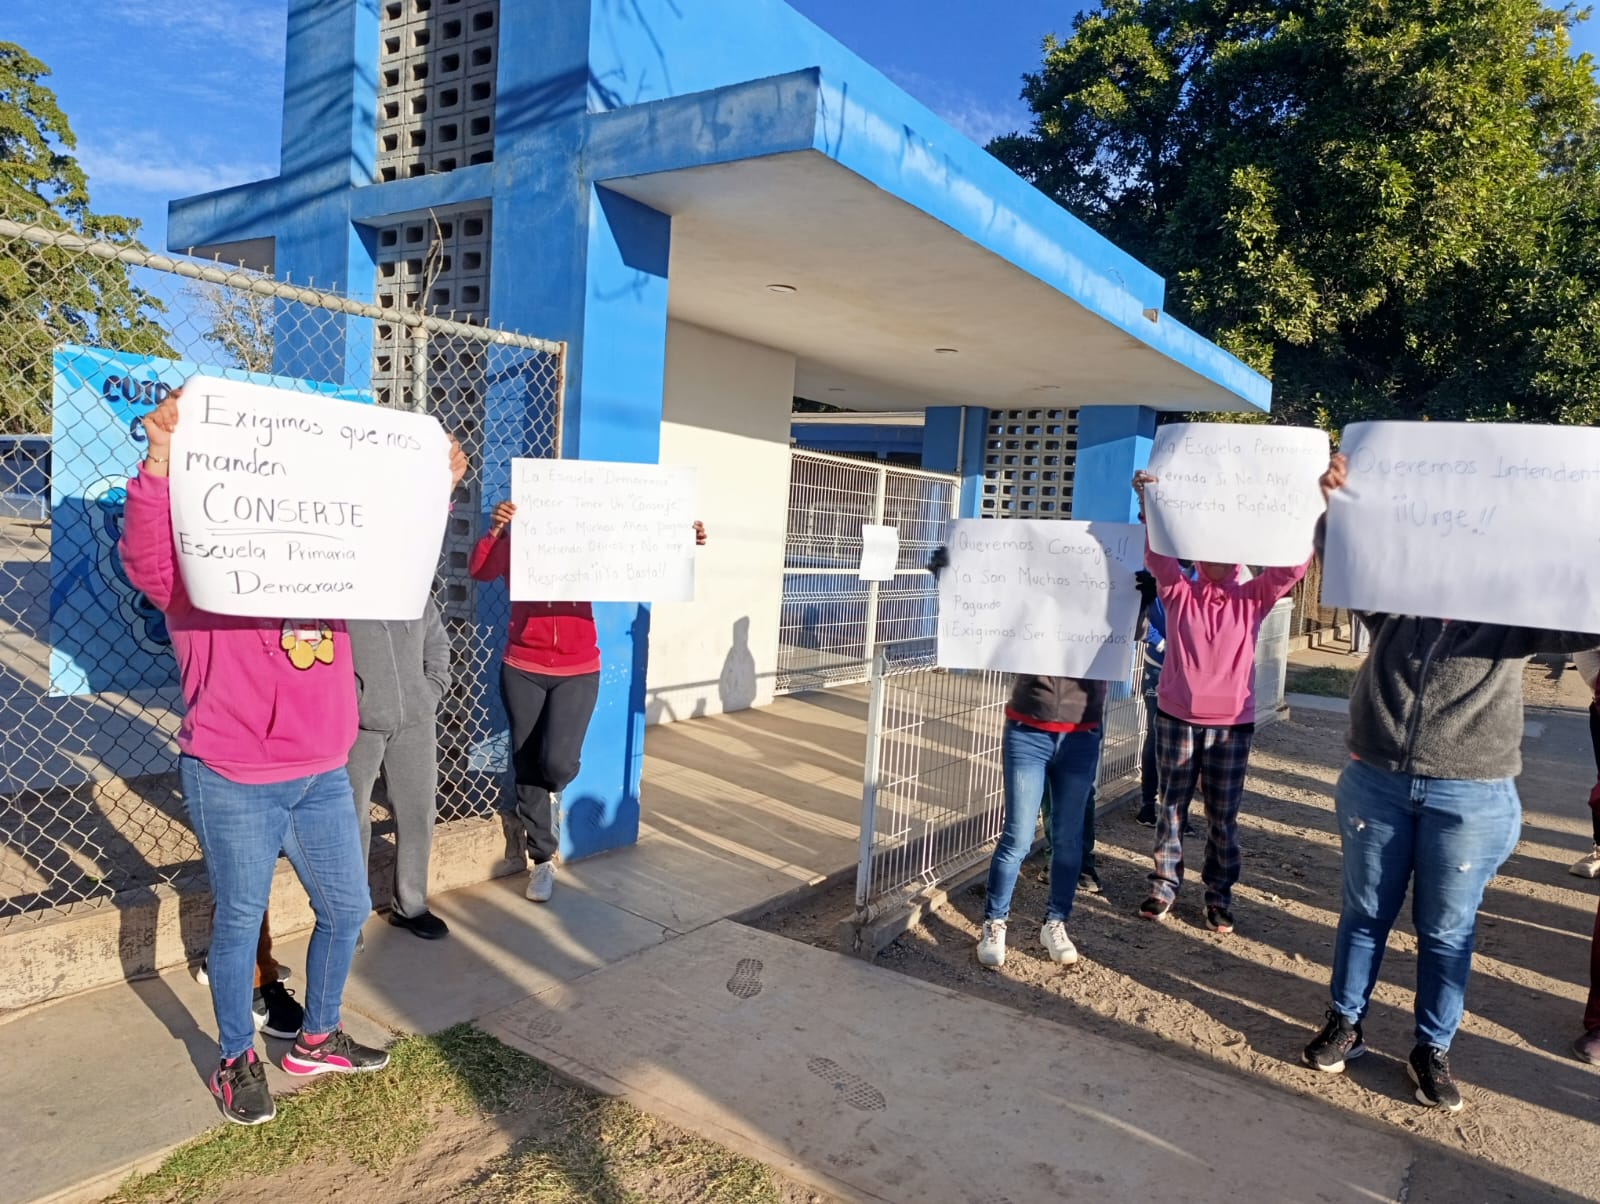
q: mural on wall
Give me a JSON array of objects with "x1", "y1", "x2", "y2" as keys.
[{"x1": 49, "y1": 345, "x2": 368, "y2": 697}]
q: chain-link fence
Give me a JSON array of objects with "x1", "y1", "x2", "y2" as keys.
[
  {"x1": 777, "y1": 450, "x2": 959, "y2": 693},
  {"x1": 0, "y1": 217, "x2": 563, "y2": 924}
]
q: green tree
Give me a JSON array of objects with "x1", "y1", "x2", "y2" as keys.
[
  {"x1": 992, "y1": 0, "x2": 1600, "y2": 431},
  {"x1": 0, "y1": 41, "x2": 171, "y2": 433}
]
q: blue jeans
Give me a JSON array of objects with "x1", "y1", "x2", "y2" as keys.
[
  {"x1": 182, "y1": 757, "x2": 370, "y2": 1059},
  {"x1": 1328, "y1": 758, "x2": 1521, "y2": 1050},
  {"x1": 984, "y1": 723, "x2": 1103, "y2": 922}
]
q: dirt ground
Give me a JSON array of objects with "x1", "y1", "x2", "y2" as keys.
[{"x1": 757, "y1": 663, "x2": 1600, "y2": 1203}]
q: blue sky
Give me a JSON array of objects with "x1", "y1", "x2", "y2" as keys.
[{"x1": 7, "y1": 0, "x2": 1600, "y2": 251}]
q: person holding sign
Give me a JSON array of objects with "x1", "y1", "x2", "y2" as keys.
[
  {"x1": 931, "y1": 546, "x2": 1155, "y2": 967},
  {"x1": 471, "y1": 499, "x2": 707, "y2": 903},
  {"x1": 1130, "y1": 466, "x2": 1332, "y2": 934},
  {"x1": 1301, "y1": 455, "x2": 1600, "y2": 1107},
  {"x1": 121, "y1": 390, "x2": 396, "y2": 1127}
]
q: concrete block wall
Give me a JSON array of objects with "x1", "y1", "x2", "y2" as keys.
[{"x1": 377, "y1": 0, "x2": 499, "y2": 181}]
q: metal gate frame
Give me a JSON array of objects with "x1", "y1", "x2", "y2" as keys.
[{"x1": 777, "y1": 450, "x2": 960, "y2": 693}]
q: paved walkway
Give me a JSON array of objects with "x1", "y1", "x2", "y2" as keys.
[{"x1": 482, "y1": 921, "x2": 1415, "y2": 1203}]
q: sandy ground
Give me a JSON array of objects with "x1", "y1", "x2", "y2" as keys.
[{"x1": 757, "y1": 663, "x2": 1600, "y2": 1203}]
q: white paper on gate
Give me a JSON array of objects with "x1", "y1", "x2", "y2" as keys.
[
  {"x1": 166, "y1": 376, "x2": 450, "y2": 619},
  {"x1": 1144, "y1": 422, "x2": 1328, "y2": 566},
  {"x1": 858, "y1": 524, "x2": 899, "y2": 582},
  {"x1": 937, "y1": 519, "x2": 1146, "y2": 680},
  {"x1": 1322, "y1": 421, "x2": 1600, "y2": 632},
  {"x1": 509, "y1": 459, "x2": 697, "y2": 602}
]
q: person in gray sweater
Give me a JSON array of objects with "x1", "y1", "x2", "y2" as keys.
[
  {"x1": 346, "y1": 600, "x2": 453, "y2": 940},
  {"x1": 1303, "y1": 455, "x2": 1600, "y2": 1109}
]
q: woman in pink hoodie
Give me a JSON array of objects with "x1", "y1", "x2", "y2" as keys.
[
  {"x1": 1130, "y1": 463, "x2": 1339, "y2": 932},
  {"x1": 121, "y1": 391, "x2": 453, "y2": 1126}
]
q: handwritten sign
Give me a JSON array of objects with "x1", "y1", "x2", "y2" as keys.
[
  {"x1": 167, "y1": 376, "x2": 451, "y2": 619},
  {"x1": 937, "y1": 519, "x2": 1146, "y2": 680},
  {"x1": 1322, "y1": 421, "x2": 1600, "y2": 631},
  {"x1": 509, "y1": 459, "x2": 697, "y2": 602},
  {"x1": 1144, "y1": 422, "x2": 1328, "y2": 566},
  {"x1": 858, "y1": 524, "x2": 899, "y2": 582}
]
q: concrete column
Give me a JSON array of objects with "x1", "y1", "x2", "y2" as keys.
[
  {"x1": 490, "y1": 179, "x2": 672, "y2": 860},
  {"x1": 921, "y1": 406, "x2": 988, "y2": 518},
  {"x1": 1071, "y1": 405, "x2": 1156, "y2": 522}
]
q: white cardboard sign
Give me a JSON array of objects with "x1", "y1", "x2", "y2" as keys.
[
  {"x1": 858, "y1": 524, "x2": 899, "y2": 582},
  {"x1": 936, "y1": 519, "x2": 1146, "y2": 680},
  {"x1": 509, "y1": 459, "x2": 697, "y2": 602},
  {"x1": 1322, "y1": 421, "x2": 1600, "y2": 631},
  {"x1": 1144, "y1": 422, "x2": 1328, "y2": 566},
  {"x1": 167, "y1": 376, "x2": 451, "y2": 619}
]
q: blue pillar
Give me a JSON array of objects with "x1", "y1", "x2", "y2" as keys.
[
  {"x1": 922, "y1": 406, "x2": 987, "y2": 518},
  {"x1": 490, "y1": 179, "x2": 672, "y2": 861},
  {"x1": 1071, "y1": 406, "x2": 1156, "y2": 522}
]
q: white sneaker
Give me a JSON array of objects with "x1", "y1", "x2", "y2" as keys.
[
  {"x1": 976, "y1": 919, "x2": 1007, "y2": 968},
  {"x1": 1569, "y1": 843, "x2": 1600, "y2": 878},
  {"x1": 1040, "y1": 920, "x2": 1078, "y2": 965},
  {"x1": 526, "y1": 860, "x2": 557, "y2": 902}
]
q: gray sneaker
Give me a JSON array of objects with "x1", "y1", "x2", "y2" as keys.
[{"x1": 526, "y1": 860, "x2": 557, "y2": 903}]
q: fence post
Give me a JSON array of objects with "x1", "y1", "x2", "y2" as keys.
[
  {"x1": 862, "y1": 462, "x2": 888, "y2": 669},
  {"x1": 854, "y1": 646, "x2": 890, "y2": 912},
  {"x1": 409, "y1": 328, "x2": 429, "y2": 412}
]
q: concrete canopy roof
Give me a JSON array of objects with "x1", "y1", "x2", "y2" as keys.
[{"x1": 605, "y1": 147, "x2": 1264, "y2": 413}]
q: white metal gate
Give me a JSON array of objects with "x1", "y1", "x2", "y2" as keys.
[{"x1": 777, "y1": 450, "x2": 959, "y2": 693}]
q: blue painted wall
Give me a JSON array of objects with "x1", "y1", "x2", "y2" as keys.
[
  {"x1": 1071, "y1": 406, "x2": 1157, "y2": 523},
  {"x1": 790, "y1": 423, "x2": 923, "y2": 461},
  {"x1": 921, "y1": 406, "x2": 988, "y2": 518}
]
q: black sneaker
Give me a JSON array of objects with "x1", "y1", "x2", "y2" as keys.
[
  {"x1": 1303, "y1": 1008, "x2": 1367, "y2": 1073},
  {"x1": 1078, "y1": 869, "x2": 1103, "y2": 895},
  {"x1": 1181, "y1": 817, "x2": 1199, "y2": 839},
  {"x1": 255, "y1": 980, "x2": 304, "y2": 1040},
  {"x1": 1204, "y1": 905, "x2": 1235, "y2": 934},
  {"x1": 1137, "y1": 896, "x2": 1172, "y2": 921},
  {"x1": 282, "y1": 1028, "x2": 390, "y2": 1077},
  {"x1": 1408, "y1": 1044, "x2": 1464, "y2": 1112},
  {"x1": 209, "y1": 1050, "x2": 276, "y2": 1125},
  {"x1": 1136, "y1": 802, "x2": 1157, "y2": 827},
  {"x1": 387, "y1": 908, "x2": 450, "y2": 940}
]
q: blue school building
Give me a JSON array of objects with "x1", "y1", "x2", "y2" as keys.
[{"x1": 167, "y1": 0, "x2": 1271, "y2": 860}]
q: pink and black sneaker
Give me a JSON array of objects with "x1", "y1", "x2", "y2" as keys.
[
  {"x1": 281, "y1": 1028, "x2": 390, "y2": 1077},
  {"x1": 210, "y1": 1049, "x2": 276, "y2": 1125}
]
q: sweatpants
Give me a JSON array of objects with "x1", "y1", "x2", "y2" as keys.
[
  {"x1": 346, "y1": 720, "x2": 439, "y2": 919},
  {"x1": 500, "y1": 665, "x2": 601, "y2": 864}
]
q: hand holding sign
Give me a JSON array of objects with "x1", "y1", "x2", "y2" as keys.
[
  {"x1": 164, "y1": 376, "x2": 452, "y2": 620},
  {"x1": 1141, "y1": 423, "x2": 1329, "y2": 566}
]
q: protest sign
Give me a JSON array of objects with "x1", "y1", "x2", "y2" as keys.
[
  {"x1": 858, "y1": 524, "x2": 899, "y2": 582},
  {"x1": 1144, "y1": 422, "x2": 1328, "y2": 566},
  {"x1": 937, "y1": 519, "x2": 1146, "y2": 680},
  {"x1": 48, "y1": 347, "x2": 373, "y2": 693},
  {"x1": 1322, "y1": 421, "x2": 1600, "y2": 631},
  {"x1": 508, "y1": 459, "x2": 697, "y2": 602},
  {"x1": 167, "y1": 376, "x2": 450, "y2": 619}
]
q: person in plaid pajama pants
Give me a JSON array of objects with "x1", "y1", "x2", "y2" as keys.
[{"x1": 1132, "y1": 464, "x2": 1336, "y2": 932}]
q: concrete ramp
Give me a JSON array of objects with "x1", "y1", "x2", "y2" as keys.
[{"x1": 481, "y1": 921, "x2": 1412, "y2": 1204}]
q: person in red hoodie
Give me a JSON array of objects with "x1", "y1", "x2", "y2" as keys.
[
  {"x1": 470, "y1": 499, "x2": 706, "y2": 902},
  {"x1": 121, "y1": 390, "x2": 456, "y2": 1126}
]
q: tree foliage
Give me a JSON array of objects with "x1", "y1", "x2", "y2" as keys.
[
  {"x1": 0, "y1": 41, "x2": 171, "y2": 433},
  {"x1": 991, "y1": 0, "x2": 1600, "y2": 430}
]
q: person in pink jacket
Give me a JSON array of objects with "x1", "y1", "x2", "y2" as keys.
[
  {"x1": 1130, "y1": 462, "x2": 1339, "y2": 932},
  {"x1": 121, "y1": 390, "x2": 459, "y2": 1126}
]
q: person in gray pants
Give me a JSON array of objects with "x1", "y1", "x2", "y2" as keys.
[{"x1": 346, "y1": 599, "x2": 453, "y2": 940}]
